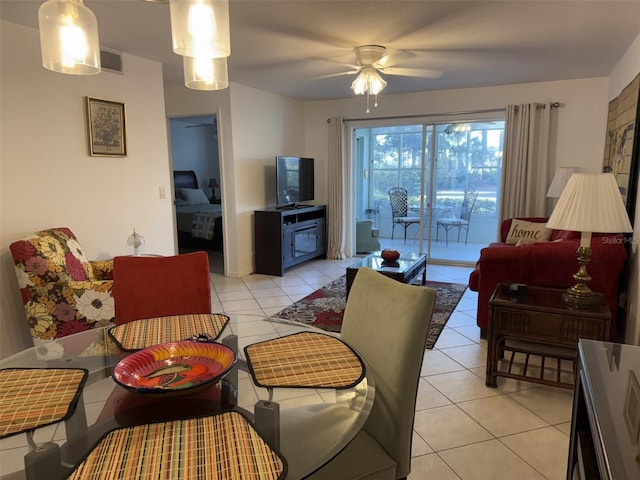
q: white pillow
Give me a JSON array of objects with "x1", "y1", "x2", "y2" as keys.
[
  {"x1": 179, "y1": 188, "x2": 210, "y2": 205},
  {"x1": 506, "y1": 219, "x2": 552, "y2": 245}
]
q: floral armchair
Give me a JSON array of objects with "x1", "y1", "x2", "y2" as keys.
[{"x1": 10, "y1": 228, "x2": 115, "y2": 343}]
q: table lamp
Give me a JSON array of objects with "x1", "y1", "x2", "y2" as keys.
[
  {"x1": 127, "y1": 229, "x2": 145, "y2": 256},
  {"x1": 546, "y1": 166, "x2": 580, "y2": 198},
  {"x1": 546, "y1": 173, "x2": 632, "y2": 308},
  {"x1": 208, "y1": 178, "x2": 219, "y2": 201}
]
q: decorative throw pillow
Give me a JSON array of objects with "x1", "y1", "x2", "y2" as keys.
[
  {"x1": 506, "y1": 219, "x2": 552, "y2": 245},
  {"x1": 179, "y1": 188, "x2": 210, "y2": 205}
]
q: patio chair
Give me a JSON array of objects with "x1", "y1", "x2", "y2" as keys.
[
  {"x1": 388, "y1": 187, "x2": 420, "y2": 242},
  {"x1": 436, "y1": 188, "x2": 478, "y2": 246}
]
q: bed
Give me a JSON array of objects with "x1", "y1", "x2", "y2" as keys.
[{"x1": 173, "y1": 170, "x2": 223, "y2": 251}]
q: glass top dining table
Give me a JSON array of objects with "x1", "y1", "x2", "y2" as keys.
[{"x1": 0, "y1": 314, "x2": 374, "y2": 480}]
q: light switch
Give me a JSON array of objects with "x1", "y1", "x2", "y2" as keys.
[{"x1": 159, "y1": 186, "x2": 166, "y2": 199}]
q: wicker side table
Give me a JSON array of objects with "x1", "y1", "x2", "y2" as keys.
[{"x1": 486, "y1": 284, "x2": 611, "y2": 389}]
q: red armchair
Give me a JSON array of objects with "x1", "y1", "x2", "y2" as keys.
[{"x1": 469, "y1": 218, "x2": 627, "y2": 339}]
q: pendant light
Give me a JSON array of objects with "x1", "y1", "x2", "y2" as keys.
[
  {"x1": 38, "y1": 0, "x2": 101, "y2": 75},
  {"x1": 183, "y1": 55, "x2": 229, "y2": 90},
  {"x1": 170, "y1": 0, "x2": 230, "y2": 58}
]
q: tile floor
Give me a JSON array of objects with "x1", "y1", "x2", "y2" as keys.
[
  {"x1": 0, "y1": 255, "x2": 573, "y2": 480},
  {"x1": 206, "y1": 255, "x2": 572, "y2": 480}
]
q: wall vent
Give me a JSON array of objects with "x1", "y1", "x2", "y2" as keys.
[{"x1": 100, "y1": 48, "x2": 123, "y2": 74}]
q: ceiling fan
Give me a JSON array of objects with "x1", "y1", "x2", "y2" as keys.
[{"x1": 322, "y1": 45, "x2": 443, "y2": 113}]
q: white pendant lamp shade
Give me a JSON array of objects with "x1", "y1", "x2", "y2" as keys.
[
  {"x1": 170, "y1": 0, "x2": 230, "y2": 58},
  {"x1": 183, "y1": 55, "x2": 229, "y2": 90},
  {"x1": 38, "y1": 0, "x2": 101, "y2": 75}
]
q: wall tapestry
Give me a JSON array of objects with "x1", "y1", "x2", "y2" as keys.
[{"x1": 603, "y1": 73, "x2": 640, "y2": 224}]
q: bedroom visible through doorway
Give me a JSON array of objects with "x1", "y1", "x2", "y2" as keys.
[{"x1": 169, "y1": 115, "x2": 224, "y2": 274}]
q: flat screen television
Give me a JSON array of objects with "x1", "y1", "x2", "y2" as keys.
[{"x1": 276, "y1": 156, "x2": 314, "y2": 208}]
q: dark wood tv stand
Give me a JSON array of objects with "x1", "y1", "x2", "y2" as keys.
[{"x1": 254, "y1": 205, "x2": 327, "y2": 276}]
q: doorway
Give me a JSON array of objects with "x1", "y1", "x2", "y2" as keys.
[
  {"x1": 354, "y1": 117, "x2": 505, "y2": 265},
  {"x1": 169, "y1": 114, "x2": 223, "y2": 274}
]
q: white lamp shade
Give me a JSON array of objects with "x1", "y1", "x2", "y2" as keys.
[
  {"x1": 546, "y1": 173, "x2": 632, "y2": 233},
  {"x1": 38, "y1": 0, "x2": 101, "y2": 75},
  {"x1": 546, "y1": 166, "x2": 580, "y2": 198},
  {"x1": 351, "y1": 67, "x2": 387, "y2": 96},
  {"x1": 170, "y1": 0, "x2": 230, "y2": 58},
  {"x1": 183, "y1": 55, "x2": 228, "y2": 90}
]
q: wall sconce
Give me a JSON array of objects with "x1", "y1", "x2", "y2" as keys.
[
  {"x1": 546, "y1": 173, "x2": 632, "y2": 308},
  {"x1": 170, "y1": 0, "x2": 231, "y2": 58},
  {"x1": 183, "y1": 56, "x2": 228, "y2": 90},
  {"x1": 38, "y1": 0, "x2": 101, "y2": 75}
]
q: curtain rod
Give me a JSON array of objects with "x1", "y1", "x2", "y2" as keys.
[{"x1": 327, "y1": 102, "x2": 561, "y2": 123}]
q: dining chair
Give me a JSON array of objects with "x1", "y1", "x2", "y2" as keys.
[
  {"x1": 388, "y1": 187, "x2": 420, "y2": 242},
  {"x1": 435, "y1": 188, "x2": 478, "y2": 246},
  {"x1": 112, "y1": 251, "x2": 212, "y2": 325},
  {"x1": 306, "y1": 267, "x2": 436, "y2": 480}
]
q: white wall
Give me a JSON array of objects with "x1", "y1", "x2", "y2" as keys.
[
  {"x1": 164, "y1": 83, "x2": 305, "y2": 277},
  {"x1": 609, "y1": 33, "x2": 640, "y2": 345},
  {"x1": 228, "y1": 84, "x2": 306, "y2": 276},
  {"x1": 0, "y1": 21, "x2": 176, "y2": 358}
]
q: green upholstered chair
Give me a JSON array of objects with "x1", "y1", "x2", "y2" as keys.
[
  {"x1": 9, "y1": 227, "x2": 115, "y2": 343},
  {"x1": 112, "y1": 251, "x2": 212, "y2": 325},
  {"x1": 307, "y1": 267, "x2": 436, "y2": 480},
  {"x1": 356, "y1": 220, "x2": 381, "y2": 253}
]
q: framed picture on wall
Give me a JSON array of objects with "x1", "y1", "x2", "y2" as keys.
[
  {"x1": 85, "y1": 96, "x2": 127, "y2": 157},
  {"x1": 603, "y1": 74, "x2": 640, "y2": 224}
]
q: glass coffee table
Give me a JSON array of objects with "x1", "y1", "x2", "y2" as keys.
[
  {"x1": 346, "y1": 251, "x2": 427, "y2": 297},
  {"x1": 0, "y1": 314, "x2": 374, "y2": 480}
]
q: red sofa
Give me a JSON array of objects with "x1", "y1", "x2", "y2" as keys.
[{"x1": 468, "y1": 217, "x2": 627, "y2": 339}]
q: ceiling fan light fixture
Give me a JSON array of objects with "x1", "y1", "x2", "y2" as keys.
[
  {"x1": 183, "y1": 55, "x2": 229, "y2": 90},
  {"x1": 170, "y1": 0, "x2": 231, "y2": 58},
  {"x1": 38, "y1": 0, "x2": 101, "y2": 75},
  {"x1": 351, "y1": 67, "x2": 387, "y2": 113}
]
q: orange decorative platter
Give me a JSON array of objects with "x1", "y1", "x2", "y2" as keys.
[{"x1": 112, "y1": 341, "x2": 236, "y2": 396}]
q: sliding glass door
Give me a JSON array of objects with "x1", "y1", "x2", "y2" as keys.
[{"x1": 354, "y1": 118, "x2": 505, "y2": 265}]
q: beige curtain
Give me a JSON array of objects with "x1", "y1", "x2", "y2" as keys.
[
  {"x1": 500, "y1": 102, "x2": 552, "y2": 220},
  {"x1": 327, "y1": 117, "x2": 346, "y2": 259}
]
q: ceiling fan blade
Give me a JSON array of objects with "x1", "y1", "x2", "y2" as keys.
[
  {"x1": 377, "y1": 49, "x2": 417, "y2": 68},
  {"x1": 307, "y1": 56, "x2": 360, "y2": 70},
  {"x1": 381, "y1": 67, "x2": 443, "y2": 79},
  {"x1": 315, "y1": 70, "x2": 359, "y2": 80}
]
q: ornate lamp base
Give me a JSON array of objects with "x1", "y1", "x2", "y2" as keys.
[{"x1": 563, "y1": 245, "x2": 599, "y2": 310}]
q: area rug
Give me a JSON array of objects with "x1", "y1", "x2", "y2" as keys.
[{"x1": 272, "y1": 275, "x2": 468, "y2": 349}]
